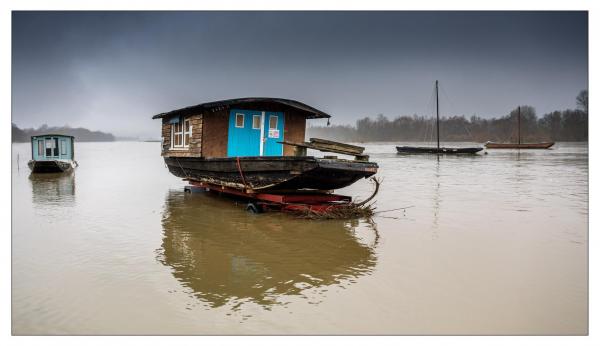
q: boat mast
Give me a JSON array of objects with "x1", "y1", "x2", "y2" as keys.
[
  {"x1": 436, "y1": 80, "x2": 440, "y2": 150},
  {"x1": 517, "y1": 106, "x2": 521, "y2": 145}
]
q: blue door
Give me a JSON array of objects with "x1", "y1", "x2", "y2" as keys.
[
  {"x1": 227, "y1": 109, "x2": 285, "y2": 157},
  {"x1": 227, "y1": 109, "x2": 262, "y2": 156},
  {"x1": 263, "y1": 112, "x2": 284, "y2": 156}
]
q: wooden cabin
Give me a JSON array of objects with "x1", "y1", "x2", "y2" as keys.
[
  {"x1": 152, "y1": 98, "x2": 331, "y2": 158},
  {"x1": 31, "y1": 134, "x2": 75, "y2": 162}
]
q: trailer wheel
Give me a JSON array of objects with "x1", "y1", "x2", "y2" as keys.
[{"x1": 246, "y1": 202, "x2": 262, "y2": 214}]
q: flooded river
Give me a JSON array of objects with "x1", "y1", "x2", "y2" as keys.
[{"x1": 11, "y1": 142, "x2": 588, "y2": 335}]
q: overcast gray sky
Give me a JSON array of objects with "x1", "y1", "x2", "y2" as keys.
[{"x1": 12, "y1": 11, "x2": 588, "y2": 138}]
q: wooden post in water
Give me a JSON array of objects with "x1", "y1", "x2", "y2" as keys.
[
  {"x1": 436, "y1": 80, "x2": 440, "y2": 150},
  {"x1": 518, "y1": 106, "x2": 521, "y2": 145}
]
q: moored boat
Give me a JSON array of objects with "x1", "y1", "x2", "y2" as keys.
[
  {"x1": 395, "y1": 81, "x2": 483, "y2": 155},
  {"x1": 396, "y1": 146, "x2": 482, "y2": 154},
  {"x1": 28, "y1": 134, "x2": 78, "y2": 173},
  {"x1": 153, "y1": 98, "x2": 378, "y2": 192},
  {"x1": 484, "y1": 142, "x2": 554, "y2": 149},
  {"x1": 485, "y1": 106, "x2": 555, "y2": 149}
]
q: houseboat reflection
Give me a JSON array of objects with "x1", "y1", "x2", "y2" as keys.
[
  {"x1": 158, "y1": 190, "x2": 378, "y2": 310},
  {"x1": 29, "y1": 172, "x2": 75, "y2": 206}
]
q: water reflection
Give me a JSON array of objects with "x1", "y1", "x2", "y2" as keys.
[
  {"x1": 432, "y1": 157, "x2": 441, "y2": 239},
  {"x1": 29, "y1": 172, "x2": 76, "y2": 206},
  {"x1": 158, "y1": 190, "x2": 378, "y2": 310}
]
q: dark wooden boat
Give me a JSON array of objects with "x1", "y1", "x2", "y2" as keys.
[
  {"x1": 485, "y1": 106, "x2": 555, "y2": 149},
  {"x1": 396, "y1": 146, "x2": 483, "y2": 154},
  {"x1": 396, "y1": 80, "x2": 483, "y2": 155},
  {"x1": 485, "y1": 142, "x2": 554, "y2": 149},
  {"x1": 28, "y1": 160, "x2": 75, "y2": 173},
  {"x1": 165, "y1": 156, "x2": 378, "y2": 192},
  {"x1": 153, "y1": 98, "x2": 379, "y2": 193}
]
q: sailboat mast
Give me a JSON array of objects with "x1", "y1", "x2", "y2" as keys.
[
  {"x1": 436, "y1": 80, "x2": 440, "y2": 150},
  {"x1": 518, "y1": 106, "x2": 521, "y2": 145}
]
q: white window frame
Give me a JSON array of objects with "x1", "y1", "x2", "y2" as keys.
[
  {"x1": 171, "y1": 116, "x2": 192, "y2": 149},
  {"x1": 235, "y1": 113, "x2": 245, "y2": 128},
  {"x1": 183, "y1": 118, "x2": 192, "y2": 147},
  {"x1": 252, "y1": 114, "x2": 261, "y2": 130},
  {"x1": 60, "y1": 140, "x2": 67, "y2": 155},
  {"x1": 269, "y1": 115, "x2": 278, "y2": 130}
]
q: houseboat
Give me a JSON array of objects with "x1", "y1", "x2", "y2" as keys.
[
  {"x1": 28, "y1": 134, "x2": 78, "y2": 173},
  {"x1": 152, "y1": 98, "x2": 378, "y2": 192}
]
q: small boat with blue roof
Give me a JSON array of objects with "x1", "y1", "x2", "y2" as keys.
[{"x1": 28, "y1": 134, "x2": 78, "y2": 173}]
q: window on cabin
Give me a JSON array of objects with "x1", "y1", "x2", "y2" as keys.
[
  {"x1": 45, "y1": 138, "x2": 58, "y2": 156},
  {"x1": 269, "y1": 115, "x2": 278, "y2": 130},
  {"x1": 37, "y1": 140, "x2": 44, "y2": 157},
  {"x1": 235, "y1": 113, "x2": 244, "y2": 128},
  {"x1": 60, "y1": 140, "x2": 67, "y2": 155},
  {"x1": 171, "y1": 117, "x2": 191, "y2": 148},
  {"x1": 172, "y1": 121, "x2": 182, "y2": 147},
  {"x1": 252, "y1": 115, "x2": 261, "y2": 129}
]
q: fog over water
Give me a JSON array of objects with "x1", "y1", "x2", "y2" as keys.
[{"x1": 12, "y1": 11, "x2": 588, "y2": 138}]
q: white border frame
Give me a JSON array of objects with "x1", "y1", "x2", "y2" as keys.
[{"x1": 3, "y1": 2, "x2": 597, "y2": 346}]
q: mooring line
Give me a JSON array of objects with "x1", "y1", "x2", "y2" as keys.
[
  {"x1": 236, "y1": 156, "x2": 249, "y2": 191},
  {"x1": 175, "y1": 157, "x2": 190, "y2": 178}
]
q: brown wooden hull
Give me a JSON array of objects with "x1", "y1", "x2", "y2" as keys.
[
  {"x1": 164, "y1": 156, "x2": 378, "y2": 192},
  {"x1": 485, "y1": 142, "x2": 555, "y2": 149}
]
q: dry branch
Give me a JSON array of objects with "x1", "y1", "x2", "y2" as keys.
[{"x1": 290, "y1": 177, "x2": 381, "y2": 219}]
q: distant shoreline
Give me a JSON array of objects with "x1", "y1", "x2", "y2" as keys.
[{"x1": 12, "y1": 123, "x2": 115, "y2": 142}]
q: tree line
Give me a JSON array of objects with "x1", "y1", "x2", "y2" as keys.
[
  {"x1": 12, "y1": 123, "x2": 115, "y2": 142},
  {"x1": 307, "y1": 90, "x2": 588, "y2": 143}
]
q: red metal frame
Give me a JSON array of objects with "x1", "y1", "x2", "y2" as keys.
[{"x1": 185, "y1": 179, "x2": 352, "y2": 214}]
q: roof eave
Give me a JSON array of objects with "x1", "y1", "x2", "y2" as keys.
[{"x1": 151, "y1": 98, "x2": 332, "y2": 120}]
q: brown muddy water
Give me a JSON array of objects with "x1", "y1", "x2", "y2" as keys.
[{"x1": 11, "y1": 142, "x2": 588, "y2": 335}]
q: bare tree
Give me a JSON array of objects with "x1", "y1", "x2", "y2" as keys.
[{"x1": 576, "y1": 90, "x2": 588, "y2": 114}]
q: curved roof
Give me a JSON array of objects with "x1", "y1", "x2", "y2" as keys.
[
  {"x1": 31, "y1": 134, "x2": 75, "y2": 139},
  {"x1": 152, "y1": 97, "x2": 331, "y2": 120}
]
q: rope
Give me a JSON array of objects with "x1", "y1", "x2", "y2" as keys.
[
  {"x1": 175, "y1": 157, "x2": 190, "y2": 178},
  {"x1": 236, "y1": 156, "x2": 249, "y2": 190},
  {"x1": 438, "y1": 83, "x2": 476, "y2": 142}
]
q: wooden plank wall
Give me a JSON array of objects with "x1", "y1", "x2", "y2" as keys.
[
  {"x1": 283, "y1": 110, "x2": 306, "y2": 156},
  {"x1": 201, "y1": 109, "x2": 229, "y2": 158}
]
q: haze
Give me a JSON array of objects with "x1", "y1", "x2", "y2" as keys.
[{"x1": 12, "y1": 11, "x2": 588, "y2": 138}]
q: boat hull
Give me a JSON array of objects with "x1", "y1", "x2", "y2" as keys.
[
  {"x1": 164, "y1": 156, "x2": 378, "y2": 191},
  {"x1": 485, "y1": 142, "x2": 555, "y2": 149},
  {"x1": 396, "y1": 146, "x2": 483, "y2": 154},
  {"x1": 28, "y1": 160, "x2": 75, "y2": 173}
]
